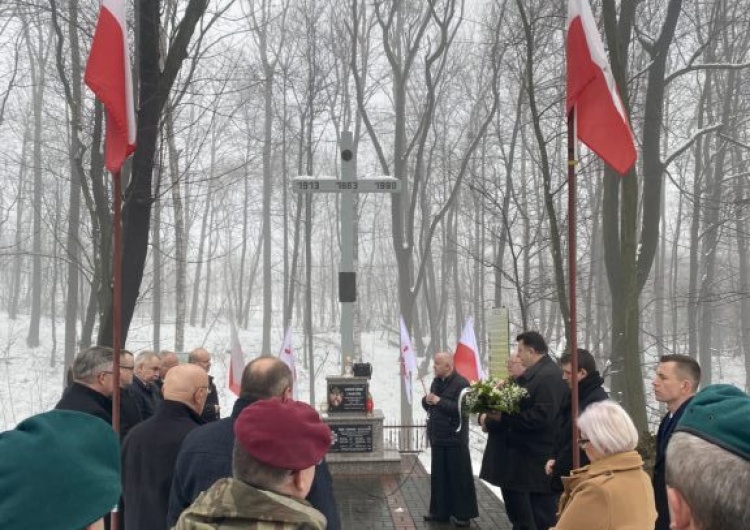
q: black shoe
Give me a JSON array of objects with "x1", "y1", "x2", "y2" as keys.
[
  {"x1": 450, "y1": 516, "x2": 470, "y2": 527},
  {"x1": 423, "y1": 514, "x2": 449, "y2": 522}
]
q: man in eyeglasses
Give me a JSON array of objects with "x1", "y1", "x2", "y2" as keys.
[
  {"x1": 121, "y1": 364, "x2": 208, "y2": 530},
  {"x1": 119, "y1": 349, "x2": 144, "y2": 439},
  {"x1": 56, "y1": 345, "x2": 117, "y2": 425}
]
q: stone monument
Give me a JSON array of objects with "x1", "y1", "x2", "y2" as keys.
[{"x1": 323, "y1": 373, "x2": 401, "y2": 475}]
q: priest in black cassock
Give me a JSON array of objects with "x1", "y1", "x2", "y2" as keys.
[{"x1": 422, "y1": 351, "x2": 478, "y2": 527}]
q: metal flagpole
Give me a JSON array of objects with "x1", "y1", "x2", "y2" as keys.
[
  {"x1": 110, "y1": 171, "x2": 123, "y2": 530},
  {"x1": 568, "y1": 110, "x2": 580, "y2": 470}
]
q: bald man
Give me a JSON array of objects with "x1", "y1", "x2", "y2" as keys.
[
  {"x1": 188, "y1": 347, "x2": 220, "y2": 422},
  {"x1": 155, "y1": 350, "x2": 180, "y2": 393},
  {"x1": 422, "y1": 352, "x2": 478, "y2": 526},
  {"x1": 121, "y1": 364, "x2": 208, "y2": 530}
]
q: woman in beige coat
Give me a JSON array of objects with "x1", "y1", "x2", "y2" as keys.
[{"x1": 552, "y1": 400, "x2": 657, "y2": 530}]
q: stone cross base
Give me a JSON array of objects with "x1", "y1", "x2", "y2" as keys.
[{"x1": 324, "y1": 409, "x2": 402, "y2": 475}]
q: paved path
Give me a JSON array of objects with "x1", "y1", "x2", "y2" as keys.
[{"x1": 332, "y1": 455, "x2": 512, "y2": 529}]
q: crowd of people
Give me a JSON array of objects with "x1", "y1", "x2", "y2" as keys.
[
  {"x1": 0, "y1": 334, "x2": 748, "y2": 530},
  {"x1": 422, "y1": 331, "x2": 750, "y2": 530}
]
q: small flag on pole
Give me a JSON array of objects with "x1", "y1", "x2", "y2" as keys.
[
  {"x1": 228, "y1": 318, "x2": 244, "y2": 396},
  {"x1": 85, "y1": 0, "x2": 137, "y2": 173},
  {"x1": 454, "y1": 316, "x2": 485, "y2": 382},
  {"x1": 567, "y1": 0, "x2": 636, "y2": 175},
  {"x1": 279, "y1": 327, "x2": 298, "y2": 400},
  {"x1": 400, "y1": 316, "x2": 418, "y2": 404}
]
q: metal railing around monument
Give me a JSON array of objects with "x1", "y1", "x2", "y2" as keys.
[{"x1": 383, "y1": 422, "x2": 427, "y2": 453}]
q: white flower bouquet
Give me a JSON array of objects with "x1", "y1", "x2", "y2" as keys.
[{"x1": 462, "y1": 377, "x2": 528, "y2": 415}]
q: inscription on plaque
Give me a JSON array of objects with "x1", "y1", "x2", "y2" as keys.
[
  {"x1": 327, "y1": 381, "x2": 368, "y2": 412},
  {"x1": 330, "y1": 424, "x2": 373, "y2": 453}
]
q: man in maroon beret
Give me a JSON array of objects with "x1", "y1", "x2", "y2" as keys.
[{"x1": 173, "y1": 397, "x2": 332, "y2": 529}]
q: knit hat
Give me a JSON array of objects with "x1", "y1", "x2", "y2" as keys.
[
  {"x1": 676, "y1": 384, "x2": 750, "y2": 461},
  {"x1": 0, "y1": 410, "x2": 121, "y2": 530},
  {"x1": 234, "y1": 397, "x2": 332, "y2": 471}
]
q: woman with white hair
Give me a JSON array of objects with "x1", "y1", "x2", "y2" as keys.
[{"x1": 551, "y1": 400, "x2": 657, "y2": 530}]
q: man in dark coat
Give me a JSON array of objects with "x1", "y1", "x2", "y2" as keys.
[
  {"x1": 121, "y1": 364, "x2": 208, "y2": 530},
  {"x1": 421, "y1": 351, "x2": 478, "y2": 527},
  {"x1": 154, "y1": 350, "x2": 180, "y2": 394},
  {"x1": 130, "y1": 350, "x2": 162, "y2": 419},
  {"x1": 651, "y1": 354, "x2": 700, "y2": 530},
  {"x1": 479, "y1": 353, "x2": 525, "y2": 487},
  {"x1": 479, "y1": 331, "x2": 567, "y2": 530},
  {"x1": 546, "y1": 348, "x2": 608, "y2": 493},
  {"x1": 55, "y1": 345, "x2": 117, "y2": 530},
  {"x1": 119, "y1": 350, "x2": 144, "y2": 439},
  {"x1": 188, "y1": 347, "x2": 221, "y2": 422},
  {"x1": 56, "y1": 345, "x2": 115, "y2": 425},
  {"x1": 167, "y1": 357, "x2": 341, "y2": 530}
]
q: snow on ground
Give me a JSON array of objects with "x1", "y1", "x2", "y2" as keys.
[
  {"x1": 10, "y1": 311, "x2": 746, "y2": 504},
  {"x1": 0, "y1": 313, "x2": 428, "y2": 431},
  {"x1": 0, "y1": 311, "x2": 503, "y2": 497}
]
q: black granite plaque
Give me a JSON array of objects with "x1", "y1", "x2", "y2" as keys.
[
  {"x1": 329, "y1": 424, "x2": 373, "y2": 453},
  {"x1": 327, "y1": 381, "x2": 368, "y2": 412}
]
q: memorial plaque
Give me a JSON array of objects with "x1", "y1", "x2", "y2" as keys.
[
  {"x1": 327, "y1": 380, "x2": 368, "y2": 412},
  {"x1": 329, "y1": 424, "x2": 373, "y2": 453}
]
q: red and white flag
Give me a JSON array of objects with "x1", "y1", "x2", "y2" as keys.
[
  {"x1": 85, "y1": 0, "x2": 136, "y2": 173},
  {"x1": 454, "y1": 316, "x2": 485, "y2": 382},
  {"x1": 567, "y1": 0, "x2": 636, "y2": 175},
  {"x1": 279, "y1": 327, "x2": 298, "y2": 400},
  {"x1": 400, "y1": 316, "x2": 418, "y2": 404},
  {"x1": 228, "y1": 318, "x2": 245, "y2": 396}
]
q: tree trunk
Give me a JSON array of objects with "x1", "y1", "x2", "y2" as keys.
[
  {"x1": 26, "y1": 25, "x2": 48, "y2": 348},
  {"x1": 99, "y1": 0, "x2": 209, "y2": 346},
  {"x1": 601, "y1": 0, "x2": 682, "y2": 432},
  {"x1": 152, "y1": 161, "x2": 163, "y2": 351},
  {"x1": 166, "y1": 105, "x2": 186, "y2": 351}
]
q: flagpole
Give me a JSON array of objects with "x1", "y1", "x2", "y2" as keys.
[
  {"x1": 568, "y1": 110, "x2": 580, "y2": 470},
  {"x1": 111, "y1": 170, "x2": 123, "y2": 530}
]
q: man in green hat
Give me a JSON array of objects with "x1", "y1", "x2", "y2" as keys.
[{"x1": 666, "y1": 384, "x2": 750, "y2": 530}]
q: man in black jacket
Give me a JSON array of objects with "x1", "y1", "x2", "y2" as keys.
[
  {"x1": 188, "y1": 347, "x2": 221, "y2": 422},
  {"x1": 167, "y1": 356, "x2": 341, "y2": 530},
  {"x1": 56, "y1": 345, "x2": 116, "y2": 425},
  {"x1": 422, "y1": 351, "x2": 478, "y2": 527},
  {"x1": 479, "y1": 354, "x2": 525, "y2": 488},
  {"x1": 56, "y1": 345, "x2": 121, "y2": 530},
  {"x1": 479, "y1": 331, "x2": 567, "y2": 530},
  {"x1": 121, "y1": 364, "x2": 208, "y2": 530},
  {"x1": 119, "y1": 350, "x2": 144, "y2": 439},
  {"x1": 545, "y1": 348, "x2": 608, "y2": 493},
  {"x1": 130, "y1": 350, "x2": 162, "y2": 419},
  {"x1": 652, "y1": 354, "x2": 700, "y2": 530}
]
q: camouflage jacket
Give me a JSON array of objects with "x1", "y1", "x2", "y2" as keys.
[{"x1": 172, "y1": 478, "x2": 327, "y2": 530}]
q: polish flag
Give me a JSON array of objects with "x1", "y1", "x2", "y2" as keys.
[
  {"x1": 228, "y1": 318, "x2": 245, "y2": 396},
  {"x1": 567, "y1": 0, "x2": 636, "y2": 175},
  {"x1": 85, "y1": 0, "x2": 136, "y2": 173},
  {"x1": 400, "y1": 317, "x2": 418, "y2": 404},
  {"x1": 454, "y1": 317, "x2": 485, "y2": 382},
  {"x1": 279, "y1": 327, "x2": 298, "y2": 400}
]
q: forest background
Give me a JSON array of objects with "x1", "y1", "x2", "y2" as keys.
[{"x1": 0, "y1": 0, "x2": 749, "y2": 433}]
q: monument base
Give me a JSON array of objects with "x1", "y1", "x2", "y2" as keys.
[
  {"x1": 324, "y1": 408, "x2": 402, "y2": 476},
  {"x1": 326, "y1": 449, "x2": 402, "y2": 475}
]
